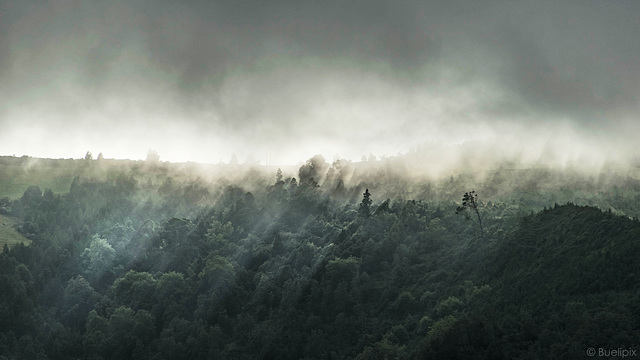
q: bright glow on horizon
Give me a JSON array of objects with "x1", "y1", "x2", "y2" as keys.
[{"x1": 1, "y1": 1, "x2": 638, "y2": 169}]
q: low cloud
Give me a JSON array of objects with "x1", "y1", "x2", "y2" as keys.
[{"x1": 0, "y1": 0, "x2": 638, "y2": 165}]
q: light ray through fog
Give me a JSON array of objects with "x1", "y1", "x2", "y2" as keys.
[{"x1": 0, "y1": 0, "x2": 638, "y2": 166}]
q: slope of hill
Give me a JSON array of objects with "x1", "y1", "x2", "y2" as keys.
[
  {"x1": 419, "y1": 204, "x2": 640, "y2": 359},
  {"x1": 0, "y1": 156, "x2": 78, "y2": 199},
  {"x1": 0, "y1": 165, "x2": 639, "y2": 358},
  {"x1": 0, "y1": 214, "x2": 31, "y2": 248}
]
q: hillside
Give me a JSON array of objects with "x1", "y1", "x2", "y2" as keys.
[
  {"x1": 0, "y1": 156, "x2": 78, "y2": 199},
  {"x1": 0, "y1": 166, "x2": 639, "y2": 358},
  {"x1": 419, "y1": 204, "x2": 640, "y2": 358},
  {"x1": 0, "y1": 214, "x2": 31, "y2": 248},
  {"x1": 3, "y1": 154, "x2": 640, "y2": 217}
]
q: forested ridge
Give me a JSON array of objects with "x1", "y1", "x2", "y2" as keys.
[{"x1": 1, "y1": 156, "x2": 639, "y2": 359}]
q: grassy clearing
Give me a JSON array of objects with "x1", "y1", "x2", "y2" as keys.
[
  {"x1": 0, "y1": 158, "x2": 76, "y2": 199},
  {"x1": 0, "y1": 214, "x2": 31, "y2": 248}
]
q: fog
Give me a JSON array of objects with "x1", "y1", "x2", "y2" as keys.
[{"x1": 1, "y1": 0, "x2": 638, "y2": 167}]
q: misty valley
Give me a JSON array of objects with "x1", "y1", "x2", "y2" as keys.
[
  {"x1": 2, "y1": 0, "x2": 639, "y2": 358},
  {"x1": 1, "y1": 154, "x2": 639, "y2": 359}
]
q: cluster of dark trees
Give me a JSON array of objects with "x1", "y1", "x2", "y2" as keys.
[{"x1": 1, "y1": 161, "x2": 639, "y2": 359}]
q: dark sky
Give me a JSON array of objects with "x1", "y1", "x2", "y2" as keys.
[{"x1": 1, "y1": 0, "x2": 638, "y2": 165}]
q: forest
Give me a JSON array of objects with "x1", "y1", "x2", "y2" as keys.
[{"x1": 1, "y1": 154, "x2": 640, "y2": 359}]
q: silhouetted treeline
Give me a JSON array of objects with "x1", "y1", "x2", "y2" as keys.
[{"x1": 4, "y1": 154, "x2": 640, "y2": 219}]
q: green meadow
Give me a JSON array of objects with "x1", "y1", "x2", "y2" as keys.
[
  {"x1": 0, "y1": 156, "x2": 77, "y2": 199},
  {"x1": 0, "y1": 214, "x2": 31, "y2": 248}
]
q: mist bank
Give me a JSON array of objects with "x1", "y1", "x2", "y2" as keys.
[
  {"x1": 2, "y1": 1, "x2": 638, "y2": 167},
  {"x1": 3, "y1": 143, "x2": 640, "y2": 219}
]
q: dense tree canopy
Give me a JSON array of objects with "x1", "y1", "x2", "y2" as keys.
[{"x1": 0, "y1": 156, "x2": 639, "y2": 358}]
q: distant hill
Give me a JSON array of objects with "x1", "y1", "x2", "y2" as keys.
[
  {"x1": 0, "y1": 155, "x2": 285, "y2": 200},
  {"x1": 0, "y1": 156, "x2": 79, "y2": 199},
  {"x1": 4, "y1": 154, "x2": 640, "y2": 219}
]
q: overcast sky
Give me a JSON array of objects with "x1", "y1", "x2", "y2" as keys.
[{"x1": 1, "y1": 0, "x2": 638, "y2": 165}]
